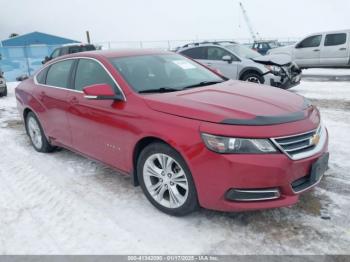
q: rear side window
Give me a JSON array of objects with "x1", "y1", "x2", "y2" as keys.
[
  {"x1": 325, "y1": 33, "x2": 347, "y2": 46},
  {"x1": 36, "y1": 67, "x2": 48, "y2": 84},
  {"x1": 46, "y1": 60, "x2": 74, "y2": 88},
  {"x1": 74, "y1": 59, "x2": 116, "y2": 91},
  {"x1": 68, "y1": 45, "x2": 96, "y2": 54},
  {"x1": 51, "y1": 49, "x2": 60, "y2": 59},
  {"x1": 180, "y1": 47, "x2": 206, "y2": 59},
  {"x1": 297, "y1": 35, "x2": 322, "y2": 48},
  {"x1": 207, "y1": 47, "x2": 231, "y2": 60}
]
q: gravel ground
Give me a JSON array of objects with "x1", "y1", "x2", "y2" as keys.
[{"x1": 0, "y1": 80, "x2": 349, "y2": 255}]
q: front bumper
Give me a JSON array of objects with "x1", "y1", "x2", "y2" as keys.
[
  {"x1": 264, "y1": 73, "x2": 301, "y2": 89},
  {"x1": 191, "y1": 129, "x2": 329, "y2": 212}
]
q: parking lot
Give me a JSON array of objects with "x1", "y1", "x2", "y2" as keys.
[{"x1": 0, "y1": 70, "x2": 349, "y2": 255}]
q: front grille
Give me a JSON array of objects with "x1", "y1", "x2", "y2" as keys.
[{"x1": 272, "y1": 125, "x2": 324, "y2": 160}]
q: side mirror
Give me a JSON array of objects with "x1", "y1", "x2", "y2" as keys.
[
  {"x1": 16, "y1": 74, "x2": 29, "y2": 81},
  {"x1": 83, "y1": 83, "x2": 124, "y2": 101},
  {"x1": 42, "y1": 56, "x2": 50, "y2": 64},
  {"x1": 222, "y1": 55, "x2": 233, "y2": 63}
]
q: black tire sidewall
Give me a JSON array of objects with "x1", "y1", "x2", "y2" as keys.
[
  {"x1": 242, "y1": 72, "x2": 264, "y2": 84},
  {"x1": 137, "y1": 142, "x2": 198, "y2": 216}
]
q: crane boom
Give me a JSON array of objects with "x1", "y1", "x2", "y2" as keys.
[{"x1": 239, "y1": 2, "x2": 258, "y2": 41}]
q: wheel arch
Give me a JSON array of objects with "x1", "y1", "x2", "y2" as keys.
[
  {"x1": 239, "y1": 67, "x2": 264, "y2": 80},
  {"x1": 131, "y1": 136, "x2": 185, "y2": 187}
]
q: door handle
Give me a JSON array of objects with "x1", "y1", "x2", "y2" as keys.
[
  {"x1": 313, "y1": 49, "x2": 320, "y2": 52},
  {"x1": 206, "y1": 63, "x2": 213, "y2": 66},
  {"x1": 339, "y1": 47, "x2": 347, "y2": 51},
  {"x1": 70, "y1": 97, "x2": 79, "y2": 104},
  {"x1": 39, "y1": 91, "x2": 46, "y2": 101}
]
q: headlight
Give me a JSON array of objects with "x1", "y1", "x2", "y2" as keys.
[
  {"x1": 264, "y1": 65, "x2": 281, "y2": 75},
  {"x1": 201, "y1": 133, "x2": 278, "y2": 154}
]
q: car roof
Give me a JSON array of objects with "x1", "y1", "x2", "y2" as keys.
[
  {"x1": 49, "y1": 49, "x2": 174, "y2": 62},
  {"x1": 178, "y1": 41, "x2": 238, "y2": 50}
]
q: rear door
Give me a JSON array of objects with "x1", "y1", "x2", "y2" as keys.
[
  {"x1": 320, "y1": 32, "x2": 350, "y2": 66},
  {"x1": 294, "y1": 35, "x2": 323, "y2": 67},
  {"x1": 34, "y1": 59, "x2": 75, "y2": 145},
  {"x1": 66, "y1": 58, "x2": 128, "y2": 170}
]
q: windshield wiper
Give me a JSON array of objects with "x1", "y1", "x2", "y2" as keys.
[
  {"x1": 138, "y1": 87, "x2": 179, "y2": 94},
  {"x1": 182, "y1": 80, "x2": 225, "y2": 90}
]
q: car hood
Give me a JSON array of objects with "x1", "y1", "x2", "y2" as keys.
[
  {"x1": 268, "y1": 45, "x2": 294, "y2": 54},
  {"x1": 143, "y1": 80, "x2": 312, "y2": 125},
  {"x1": 252, "y1": 54, "x2": 293, "y2": 66}
]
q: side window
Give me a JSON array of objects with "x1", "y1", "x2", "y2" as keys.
[
  {"x1": 36, "y1": 67, "x2": 48, "y2": 84},
  {"x1": 325, "y1": 33, "x2": 347, "y2": 46},
  {"x1": 46, "y1": 60, "x2": 74, "y2": 88},
  {"x1": 180, "y1": 47, "x2": 206, "y2": 60},
  {"x1": 207, "y1": 47, "x2": 231, "y2": 61},
  {"x1": 51, "y1": 49, "x2": 60, "y2": 59},
  {"x1": 74, "y1": 59, "x2": 116, "y2": 92},
  {"x1": 297, "y1": 35, "x2": 322, "y2": 48}
]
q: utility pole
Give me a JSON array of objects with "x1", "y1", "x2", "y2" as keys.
[{"x1": 86, "y1": 31, "x2": 91, "y2": 44}]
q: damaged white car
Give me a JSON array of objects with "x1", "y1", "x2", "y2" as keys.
[{"x1": 177, "y1": 41, "x2": 302, "y2": 89}]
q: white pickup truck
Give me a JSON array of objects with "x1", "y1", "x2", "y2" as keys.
[{"x1": 268, "y1": 29, "x2": 350, "y2": 69}]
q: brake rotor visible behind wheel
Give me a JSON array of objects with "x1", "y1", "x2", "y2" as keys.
[{"x1": 137, "y1": 142, "x2": 198, "y2": 216}]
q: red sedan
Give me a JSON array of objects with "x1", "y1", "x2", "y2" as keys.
[{"x1": 15, "y1": 49, "x2": 329, "y2": 216}]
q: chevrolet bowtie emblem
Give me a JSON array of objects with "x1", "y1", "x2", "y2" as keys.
[{"x1": 310, "y1": 134, "x2": 320, "y2": 145}]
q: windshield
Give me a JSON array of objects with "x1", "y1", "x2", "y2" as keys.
[
  {"x1": 225, "y1": 44, "x2": 261, "y2": 59},
  {"x1": 110, "y1": 54, "x2": 224, "y2": 93},
  {"x1": 268, "y1": 42, "x2": 280, "y2": 48}
]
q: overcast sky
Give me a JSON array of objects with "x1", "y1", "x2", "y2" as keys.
[{"x1": 1, "y1": 0, "x2": 349, "y2": 43}]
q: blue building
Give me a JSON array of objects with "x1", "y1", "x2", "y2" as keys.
[
  {"x1": 0, "y1": 32, "x2": 80, "y2": 80},
  {"x1": 1, "y1": 31, "x2": 79, "y2": 47}
]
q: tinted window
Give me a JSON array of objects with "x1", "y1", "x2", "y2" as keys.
[
  {"x1": 74, "y1": 59, "x2": 116, "y2": 91},
  {"x1": 51, "y1": 49, "x2": 60, "y2": 58},
  {"x1": 297, "y1": 35, "x2": 322, "y2": 48},
  {"x1": 68, "y1": 45, "x2": 96, "y2": 54},
  {"x1": 207, "y1": 47, "x2": 231, "y2": 60},
  {"x1": 36, "y1": 67, "x2": 48, "y2": 84},
  {"x1": 180, "y1": 47, "x2": 206, "y2": 59},
  {"x1": 110, "y1": 54, "x2": 223, "y2": 93},
  {"x1": 325, "y1": 33, "x2": 347, "y2": 46},
  {"x1": 46, "y1": 60, "x2": 74, "y2": 88}
]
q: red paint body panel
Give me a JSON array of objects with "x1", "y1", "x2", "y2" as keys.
[{"x1": 15, "y1": 50, "x2": 329, "y2": 212}]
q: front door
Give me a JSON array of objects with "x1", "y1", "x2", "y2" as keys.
[
  {"x1": 66, "y1": 58, "x2": 128, "y2": 171},
  {"x1": 294, "y1": 35, "x2": 323, "y2": 67}
]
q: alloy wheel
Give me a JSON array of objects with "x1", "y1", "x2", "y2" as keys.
[
  {"x1": 143, "y1": 153, "x2": 189, "y2": 209},
  {"x1": 28, "y1": 117, "x2": 43, "y2": 149}
]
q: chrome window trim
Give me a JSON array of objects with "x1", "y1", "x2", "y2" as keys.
[
  {"x1": 270, "y1": 124, "x2": 326, "y2": 161},
  {"x1": 34, "y1": 56, "x2": 127, "y2": 101}
]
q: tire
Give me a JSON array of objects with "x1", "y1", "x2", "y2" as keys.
[
  {"x1": 26, "y1": 112, "x2": 55, "y2": 153},
  {"x1": 241, "y1": 72, "x2": 264, "y2": 84},
  {"x1": 0, "y1": 85, "x2": 6, "y2": 97},
  {"x1": 137, "y1": 142, "x2": 198, "y2": 216}
]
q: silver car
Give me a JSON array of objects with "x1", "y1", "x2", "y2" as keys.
[
  {"x1": 176, "y1": 41, "x2": 301, "y2": 89},
  {"x1": 0, "y1": 71, "x2": 7, "y2": 97}
]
